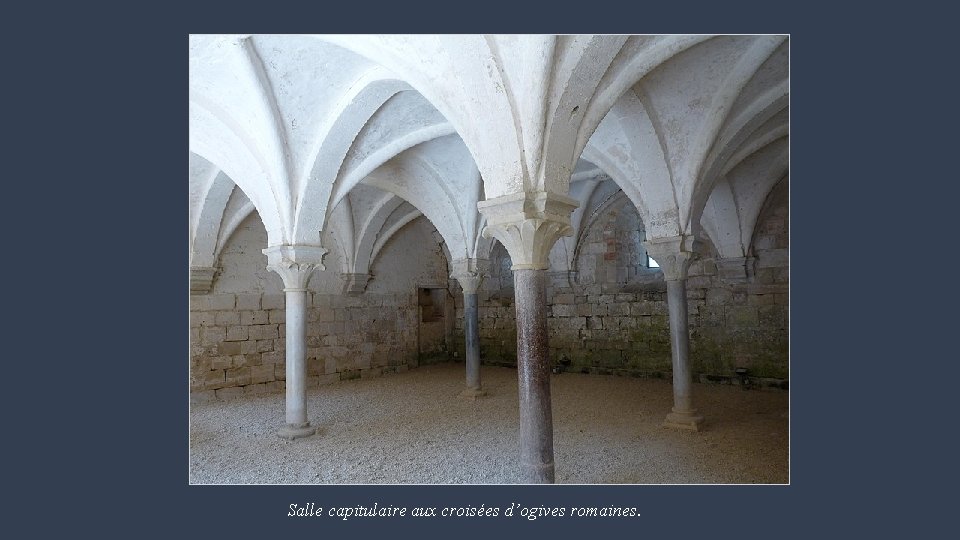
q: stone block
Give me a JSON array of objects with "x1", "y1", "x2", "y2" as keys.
[
  {"x1": 248, "y1": 325, "x2": 279, "y2": 340},
  {"x1": 251, "y1": 364, "x2": 275, "y2": 384},
  {"x1": 240, "y1": 340, "x2": 258, "y2": 354},
  {"x1": 261, "y1": 351, "x2": 283, "y2": 364},
  {"x1": 321, "y1": 356, "x2": 336, "y2": 374},
  {"x1": 205, "y1": 370, "x2": 226, "y2": 389},
  {"x1": 340, "y1": 369, "x2": 361, "y2": 381},
  {"x1": 697, "y1": 306, "x2": 723, "y2": 327},
  {"x1": 236, "y1": 293, "x2": 261, "y2": 311},
  {"x1": 215, "y1": 387, "x2": 245, "y2": 400},
  {"x1": 244, "y1": 383, "x2": 268, "y2": 395},
  {"x1": 241, "y1": 311, "x2": 270, "y2": 326},
  {"x1": 189, "y1": 296, "x2": 203, "y2": 312},
  {"x1": 225, "y1": 367, "x2": 251, "y2": 386},
  {"x1": 274, "y1": 364, "x2": 285, "y2": 380},
  {"x1": 269, "y1": 310, "x2": 285, "y2": 324},
  {"x1": 355, "y1": 355, "x2": 372, "y2": 370},
  {"x1": 726, "y1": 306, "x2": 759, "y2": 327},
  {"x1": 552, "y1": 304, "x2": 576, "y2": 317},
  {"x1": 317, "y1": 373, "x2": 339, "y2": 386},
  {"x1": 206, "y1": 294, "x2": 236, "y2": 311},
  {"x1": 748, "y1": 293, "x2": 775, "y2": 306},
  {"x1": 687, "y1": 276, "x2": 712, "y2": 289},
  {"x1": 266, "y1": 381, "x2": 284, "y2": 394},
  {"x1": 190, "y1": 311, "x2": 216, "y2": 328},
  {"x1": 607, "y1": 303, "x2": 629, "y2": 316},
  {"x1": 687, "y1": 288, "x2": 706, "y2": 300},
  {"x1": 243, "y1": 353, "x2": 262, "y2": 367},
  {"x1": 201, "y1": 327, "x2": 225, "y2": 346},
  {"x1": 706, "y1": 288, "x2": 733, "y2": 306},
  {"x1": 733, "y1": 291, "x2": 748, "y2": 305},
  {"x1": 217, "y1": 341, "x2": 241, "y2": 356},
  {"x1": 553, "y1": 293, "x2": 575, "y2": 304},
  {"x1": 224, "y1": 326, "x2": 248, "y2": 342},
  {"x1": 256, "y1": 339, "x2": 274, "y2": 352},
  {"x1": 190, "y1": 391, "x2": 216, "y2": 404},
  {"x1": 753, "y1": 234, "x2": 776, "y2": 251},
  {"x1": 210, "y1": 356, "x2": 232, "y2": 370},
  {"x1": 759, "y1": 305, "x2": 786, "y2": 328},
  {"x1": 262, "y1": 294, "x2": 285, "y2": 310},
  {"x1": 755, "y1": 268, "x2": 775, "y2": 284},
  {"x1": 361, "y1": 367, "x2": 384, "y2": 379}
]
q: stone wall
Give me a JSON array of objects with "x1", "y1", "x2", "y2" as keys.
[
  {"x1": 190, "y1": 292, "x2": 419, "y2": 402},
  {"x1": 452, "y1": 187, "x2": 789, "y2": 387},
  {"x1": 190, "y1": 212, "x2": 451, "y2": 402}
]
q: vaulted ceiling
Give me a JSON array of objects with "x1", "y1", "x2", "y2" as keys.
[{"x1": 189, "y1": 34, "x2": 788, "y2": 272}]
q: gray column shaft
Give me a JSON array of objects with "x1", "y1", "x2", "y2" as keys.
[
  {"x1": 464, "y1": 292, "x2": 481, "y2": 390},
  {"x1": 666, "y1": 279, "x2": 693, "y2": 413},
  {"x1": 513, "y1": 269, "x2": 555, "y2": 484}
]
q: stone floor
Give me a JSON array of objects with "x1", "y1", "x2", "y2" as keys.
[{"x1": 189, "y1": 363, "x2": 789, "y2": 484}]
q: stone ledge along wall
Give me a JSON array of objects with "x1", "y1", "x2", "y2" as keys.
[
  {"x1": 189, "y1": 212, "x2": 451, "y2": 402},
  {"x1": 452, "y1": 191, "x2": 789, "y2": 388}
]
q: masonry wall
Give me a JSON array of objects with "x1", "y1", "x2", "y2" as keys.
[
  {"x1": 190, "y1": 213, "x2": 449, "y2": 401},
  {"x1": 453, "y1": 189, "x2": 789, "y2": 387}
]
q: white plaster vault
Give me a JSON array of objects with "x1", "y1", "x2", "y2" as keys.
[{"x1": 190, "y1": 34, "x2": 788, "y2": 281}]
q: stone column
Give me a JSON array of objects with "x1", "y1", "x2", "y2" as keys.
[
  {"x1": 451, "y1": 258, "x2": 489, "y2": 398},
  {"x1": 263, "y1": 245, "x2": 327, "y2": 440},
  {"x1": 478, "y1": 191, "x2": 578, "y2": 484},
  {"x1": 644, "y1": 236, "x2": 704, "y2": 431}
]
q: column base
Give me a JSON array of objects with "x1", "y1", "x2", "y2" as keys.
[
  {"x1": 276, "y1": 422, "x2": 317, "y2": 440},
  {"x1": 663, "y1": 410, "x2": 704, "y2": 431},
  {"x1": 459, "y1": 387, "x2": 487, "y2": 400},
  {"x1": 520, "y1": 461, "x2": 555, "y2": 484}
]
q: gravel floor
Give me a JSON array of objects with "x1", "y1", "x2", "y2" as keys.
[{"x1": 189, "y1": 363, "x2": 789, "y2": 484}]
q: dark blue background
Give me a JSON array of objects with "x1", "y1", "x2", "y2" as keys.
[{"x1": 5, "y1": 1, "x2": 953, "y2": 537}]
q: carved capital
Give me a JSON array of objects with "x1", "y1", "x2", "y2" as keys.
[
  {"x1": 189, "y1": 266, "x2": 219, "y2": 295},
  {"x1": 262, "y1": 245, "x2": 327, "y2": 291},
  {"x1": 477, "y1": 191, "x2": 578, "y2": 271},
  {"x1": 450, "y1": 258, "x2": 490, "y2": 294},
  {"x1": 340, "y1": 273, "x2": 372, "y2": 296},
  {"x1": 643, "y1": 235, "x2": 698, "y2": 281},
  {"x1": 716, "y1": 256, "x2": 756, "y2": 284}
]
